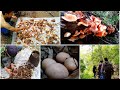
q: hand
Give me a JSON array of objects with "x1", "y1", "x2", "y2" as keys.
[
  {"x1": 11, "y1": 16, "x2": 18, "y2": 22},
  {"x1": 4, "y1": 67, "x2": 12, "y2": 75},
  {"x1": 14, "y1": 27, "x2": 25, "y2": 32},
  {"x1": 12, "y1": 15, "x2": 17, "y2": 19},
  {"x1": 11, "y1": 63, "x2": 17, "y2": 71},
  {"x1": 12, "y1": 70, "x2": 18, "y2": 76}
]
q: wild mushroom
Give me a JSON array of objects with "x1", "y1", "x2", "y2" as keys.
[
  {"x1": 95, "y1": 30, "x2": 107, "y2": 37},
  {"x1": 42, "y1": 58, "x2": 56, "y2": 70},
  {"x1": 68, "y1": 36, "x2": 79, "y2": 42},
  {"x1": 90, "y1": 15, "x2": 101, "y2": 25},
  {"x1": 77, "y1": 18, "x2": 89, "y2": 27},
  {"x1": 56, "y1": 52, "x2": 70, "y2": 63},
  {"x1": 62, "y1": 13, "x2": 78, "y2": 22},
  {"x1": 64, "y1": 57, "x2": 78, "y2": 71},
  {"x1": 45, "y1": 63, "x2": 69, "y2": 79},
  {"x1": 79, "y1": 34, "x2": 86, "y2": 39},
  {"x1": 107, "y1": 25, "x2": 115, "y2": 34},
  {"x1": 64, "y1": 32, "x2": 71, "y2": 37},
  {"x1": 74, "y1": 11, "x2": 85, "y2": 19}
]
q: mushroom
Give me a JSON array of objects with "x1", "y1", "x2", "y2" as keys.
[
  {"x1": 73, "y1": 30, "x2": 81, "y2": 37},
  {"x1": 45, "y1": 63, "x2": 69, "y2": 79},
  {"x1": 98, "y1": 24, "x2": 107, "y2": 31},
  {"x1": 90, "y1": 15, "x2": 101, "y2": 25},
  {"x1": 62, "y1": 13, "x2": 77, "y2": 22},
  {"x1": 77, "y1": 19, "x2": 89, "y2": 27},
  {"x1": 64, "y1": 32, "x2": 71, "y2": 37},
  {"x1": 56, "y1": 52, "x2": 70, "y2": 63},
  {"x1": 79, "y1": 34, "x2": 86, "y2": 39},
  {"x1": 64, "y1": 57, "x2": 78, "y2": 71},
  {"x1": 68, "y1": 36, "x2": 79, "y2": 42},
  {"x1": 74, "y1": 11, "x2": 85, "y2": 19},
  {"x1": 42, "y1": 58, "x2": 57, "y2": 70},
  {"x1": 95, "y1": 30, "x2": 107, "y2": 37},
  {"x1": 107, "y1": 25, "x2": 115, "y2": 34},
  {"x1": 95, "y1": 24, "x2": 107, "y2": 37}
]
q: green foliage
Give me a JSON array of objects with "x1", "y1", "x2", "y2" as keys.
[
  {"x1": 80, "y1": 59, "x2": 86, "y2": 73},
  {"x1": 91, "y1": 11, "x2": 119, "y2": 25},
  {"x1": 80, "y1": 45, "x2": 119, "y2": 79}
]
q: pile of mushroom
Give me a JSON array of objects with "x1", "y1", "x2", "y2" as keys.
[
  {"x1": 62, "y1": 11, "x2": 115, "y2": 42},
  {"x1": 16, "y1": 18, "x2": 60, "y2": 45},
  {"x1": 42, "y1": 52, "x2": 78, "y2": 79}
]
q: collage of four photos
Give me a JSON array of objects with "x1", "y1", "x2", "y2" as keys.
[{"x1": 0, "y1": 11, "x2": 119, "y2": 79}]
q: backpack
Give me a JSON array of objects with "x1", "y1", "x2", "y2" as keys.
[{"x1": 104, "y1": 63, "x2": 114, "y2": 74}]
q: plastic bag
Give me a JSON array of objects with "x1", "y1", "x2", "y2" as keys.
[{"x1": 14, "y1": 48, "x2": 32, "y2": 68}]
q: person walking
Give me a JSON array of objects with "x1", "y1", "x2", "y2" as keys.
[
  {"x1": 98, "y1": 60, "x2": 104, "y2": 79},
  {"x1": 93, "y1": 65, "x2": 97, "y2": 79},
  {"x1": 103, "y1": 58, "x2": 114, "y2": 79}
]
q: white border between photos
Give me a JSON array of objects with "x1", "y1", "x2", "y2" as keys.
[
  {"x1": 118, "y1": 11, "x2": 120, "y2": 79},
  {"x1": 0, "y1": 11, "x2": 1, "y2": 78}
]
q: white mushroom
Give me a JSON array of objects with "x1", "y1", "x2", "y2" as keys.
[
  {"x1": 64, "y1": 57, "x2": 78, "y2": 71},
  {"x1": 45, "y1": 63, "x2": 69, "y2": 79},
  {"x1": 56, "y1": 52, "x2": 70, "y2": 63},
  {"x1": 64, "y1": 32, "x2": 71, "y2": 37},
  {"x1": 42, "y1": 58, "x2": 56, "y2": 70}
]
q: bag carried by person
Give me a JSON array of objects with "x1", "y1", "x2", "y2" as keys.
[{"x1": 104, "y1": 63, "x2": 114, "y2": 75}]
